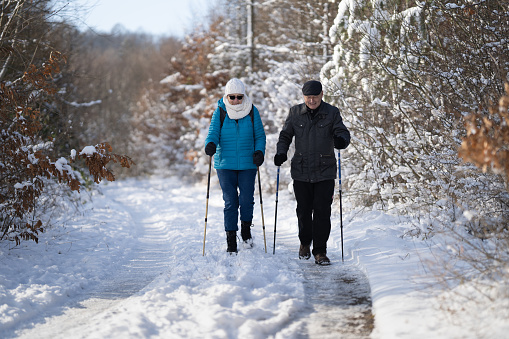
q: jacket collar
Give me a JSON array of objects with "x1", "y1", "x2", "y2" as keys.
[{"x1": 218, "y1": 97, "x2": 227, "y2": 110}]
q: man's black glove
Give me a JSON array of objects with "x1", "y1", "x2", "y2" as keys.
[
  {"x1": 273, "y1": 153, "x2": 287, "y2": 166},
  {"x1": 253, "y1": 150, "x2": 264, "y2": 167},
  {"x1": 205, "y1": 142, "x2": 216, "y2": 156},
  {"x1": 334, "y1": 136, "x2": 348, "y2": 149}
]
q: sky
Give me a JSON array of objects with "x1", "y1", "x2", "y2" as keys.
[{"x1": 62, "y1": 0, "x2": 215, "y2": 37}]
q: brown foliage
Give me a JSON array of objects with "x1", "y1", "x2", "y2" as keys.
[
  {"x1": 79, "y1": 142, "x2": 134, "y2": 184},
  {"x1": 459, "y1": 83, "x2": 509, "y2": 185},
  {"x1": 1, "y1": 53, "x2": 134, "y2": 245}
]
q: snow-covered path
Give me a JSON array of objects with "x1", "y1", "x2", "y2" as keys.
[
  {"x1": 7, "y1": 177, "x2": 373, "y2": 339},
  {"x1": 15, "y1": 190, "x2": 175, "y2": 338},
  {"x1": 6, "y1": 176, "x2": 505, "y2": 338}
]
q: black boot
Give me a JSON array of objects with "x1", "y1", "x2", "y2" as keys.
[
  {"x1": 226, "y1": 231, "x2": 237, "y2": 254},
  {"x1": 241, "y1": 221, "x2": 253, "y2": 248}
]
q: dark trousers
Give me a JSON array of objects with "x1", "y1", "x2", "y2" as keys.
[{"x1": 293, "y1": 179, "x2": 334, "y2": 255}]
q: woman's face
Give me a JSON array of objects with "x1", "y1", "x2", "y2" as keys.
[{"x1": 227, "y1": 93, "x2": 244, "y2": 105}]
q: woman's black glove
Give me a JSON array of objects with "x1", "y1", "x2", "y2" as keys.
[
  {"x1": 205, "y1": 142, "x2": 216, "y2": 156},
  {"x1": 334, "y1": 136, "x2": 348, "y2": 149},
  {"x1": 253, "y1": 150, "x2": 264, "y2": 167},
  {"x1": 273, "y1": 153, "x2": 287, "y2": 166}
]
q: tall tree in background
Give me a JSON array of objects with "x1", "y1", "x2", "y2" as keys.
[{"x1": 0, "y1": 0, "x2": 52, "y2": 81}]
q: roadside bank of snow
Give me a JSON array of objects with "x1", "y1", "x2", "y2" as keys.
[{"x1": 337, "y1": 211, "x2": 509, "y2": 339}]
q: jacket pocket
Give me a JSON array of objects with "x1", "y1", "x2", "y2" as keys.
[
  {"x1": 319, "y1": 154, "x2": 336, "y2": 177},
  {"x1": 317, "y1": 120, "x2": 332, "y2": 139},
  {"x1": 291, "y1": 154, "x2": 304, "y2": 178},
  {"x1": 294, "y1": 121, "x2": 305, "y2": 137}
]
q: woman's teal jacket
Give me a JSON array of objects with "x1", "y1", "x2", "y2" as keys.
[{"x1": 205, "y1": 98, "x2": 266, "y2": 170}]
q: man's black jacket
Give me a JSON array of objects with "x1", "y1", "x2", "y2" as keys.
[{"x1": 276, "y1": 101, "x2": 350, "y2": 183}]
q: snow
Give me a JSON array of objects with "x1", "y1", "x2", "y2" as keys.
[
  {"x1": 54, "y1": 158, "x2": 72, "y2": 175},
  {"x1": 64, "y1": 100, "x2": 102, "y2": 108},
  {"x1": 79, "y1": 146, "x2": 97, "y2": 156},
  {"x1": 13, "y1": 182, "x2": 32, "y2": 190},
  {"x1": 160, "y1": 72, "x2": 180, "y2": 85},
  {"x1": 0, "y1": 177, "x2": 507, "y2": 338}
]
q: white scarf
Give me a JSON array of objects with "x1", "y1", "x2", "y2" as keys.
[{"x1": 223, "y1": 94, "x2": 253, "y2": 120}]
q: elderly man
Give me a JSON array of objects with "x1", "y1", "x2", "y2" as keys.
[{"x1": 274, "y1": 80, "x2": 350, "y2": 265}]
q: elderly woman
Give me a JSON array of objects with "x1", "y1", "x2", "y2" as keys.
[{"x1": 204, "y1": 78, "x2": 266, "y2": 254}]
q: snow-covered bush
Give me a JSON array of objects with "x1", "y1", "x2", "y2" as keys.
[
  {"x1": 322, "y1": 0, "x2": 509, "y2": 228},
  {"x1": 323, "y1": 0, "x2": 509, "y2": 304},
  {"x1": 0, "y1": 53, "x2": 134, "y2": 244}
]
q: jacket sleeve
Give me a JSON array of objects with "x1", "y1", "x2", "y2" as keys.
[
  {"x1": 205, "y1": 107, "x2": 221, "y2": 147},
  {"x1": 276, "y1": 108, "x2": 295, "y2": 155},
  {"x1": 253, "y1": 106, "x2": 266, "y2": 154},
  {"x1": 333, "y1": 107, "x2": 351, "y2": 148}
]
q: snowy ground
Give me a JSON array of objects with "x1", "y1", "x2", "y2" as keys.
[{"x1": 0, "y1": 176, "x2": 507, "y2": 338}]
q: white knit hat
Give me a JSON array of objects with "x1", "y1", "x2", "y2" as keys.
[{"x1": 224, "y1": 78, "x2": 245, "y2": 95}]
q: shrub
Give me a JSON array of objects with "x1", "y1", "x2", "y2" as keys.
[
  {"x1": 0, "y1": 52, "x2": 133, "y2": 245},
  {"x1": 459, "y1": 83, "x2": 509, "y2": 187}
]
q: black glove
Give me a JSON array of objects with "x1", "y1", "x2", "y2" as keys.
[
  {"x1": 334, "y1": 136, "x2": 348, "y2": 149},
  {"x1": 273, "y1": 153, "x2": 287, "y2": 166},
  {"x1": 253, "y1": 150, "x2": 264, "y2": 167},
  {"x1": 205, "y1": 142, "x2": 216, "y2": 156}
]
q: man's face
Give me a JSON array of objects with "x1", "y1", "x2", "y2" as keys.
[{"x1": 304, "y1": 92, "x2": 323, "y2": 110}]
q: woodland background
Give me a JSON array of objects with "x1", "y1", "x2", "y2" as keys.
[{"x1": 1, "y1": 0, "x2": 508, "y2": 303}]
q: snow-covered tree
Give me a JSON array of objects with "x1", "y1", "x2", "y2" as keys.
[{"x1": 323, "y1": 0, "x2": 509, "y2": 230}]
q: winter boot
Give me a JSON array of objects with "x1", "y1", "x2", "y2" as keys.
[
  {"x1": 314, "y1": 253, "x2": 331, "y2": 265},
  {"x1": 240, "y1": 221, "x2": 253, "y2": 249},
  {"x1": 299, "y1": 244, "x2": 311, "y2": 260},
  {"x1": 226, "y1": 231, "x2": 237, "y2": 254}
]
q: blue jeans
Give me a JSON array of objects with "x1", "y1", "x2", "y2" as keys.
[{"x1": 216, "y1": 169, "x2": 257, "y2": 231}]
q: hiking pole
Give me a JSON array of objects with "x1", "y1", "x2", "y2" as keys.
[
  {"x1": 203, "y1": 156, "x2": 212, "y2": 256},
  {"x1": 338, "y1": 151, "x2": 344, "y2": 262},
  {"x1": 257, "y1": 167, "x2": 267, "y2": 253},
  {"x1": 273, "y1": 166, "x2": 280, "y2": 255}
]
